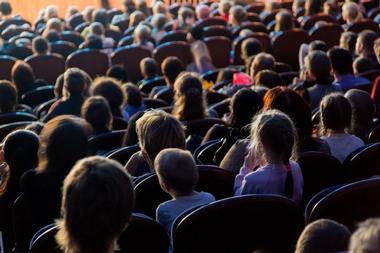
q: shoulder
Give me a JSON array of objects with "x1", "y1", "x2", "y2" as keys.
[{"x1": 199, "y1": 191, "x2": 216, "y2": 202}]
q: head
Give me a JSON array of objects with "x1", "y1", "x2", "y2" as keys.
[
  {"x1": 81, "y1": 34, "x2": 103, "y2": 50},
  {"x1": 345, "y1": 89, "x2": 375, "y2": 133},
  {"x1": 45, "y1": 5, "x2": 59, "y2": 20},
  {"x1": 140, "y1": 58, "x2": 158, "y2": 79},
  {"x1": 250, "y1": 52, "x2": 276, "y2": 78},
  {"x1": 92, "y1": 9, "x2": 109, "y2": 28},
  {"x1": 229, "y1": 5, "x2": 246, "y2": 25},
  {"x1": 89, "y1": 22, "x2": 105, "y2": 37},
  {"x1": 305, "y1": 50, "x2": 332, "y2": 83},
  {"x1": 173, "y1": 72, "x2": 207, "y2": 121},
  {"x1": 11, "y1": 61, "x2": 35, "y2": 93},
  {"x1": 0, "y1": 80, "x2": 17, "y2": 113},
  {"x1": 82, "y1": 6, "x2": 95, "y2": 22},
  {"x1": 134, "y1": 24, "x2": 152, "y2": 44},
  {"x1": 124, "y1": 83, "x2": 142, "y2": 107},
  {"x1": 81, "y1": 96, "x2": 112, "y2": 133},
  {"x1": 32, "y1": 36, "x2": 49, "y2": 55},
  {"x1": 292, "y1": 0, "x2": 305, "y2": 14},
  {"x1": 54, "y1": 73, "x2": 65, "y2": 98},
  {"x1": 178, "y1": 7, "x2": 195, "y2": 25},
  {"x1": 46, "y1": 18, "x2": 64, "y2": 33},
  {"x1": 162, "y1": 56, "x2": 185, "y2": 85},
  {"x1": 275, "y1": 10, "x2": 294, "y2": 32},
  {"x1": 353, "y1": 56, "x2": 373, "y2": 75},
  {"x1": 219, "y1": 0, "x2": 233, "y2": 16},
  {"x1": 255, "y1": 70, "x2": 284, "y2": 88},
  {"x1": 39, "y1": 116, "x2": 89, "y2": 174},
  {"x1": 349, "y1": 218, "x2": 380, "y2": 253},
  {"x1": 44, "y1": 29, "x2": 61, "y2": 42},
  {"x1": 122, "y1": 0, "x2": 136, "y2": 14},
  {"x1": 342, "y1": 2, "x2": 362, "y2": 24},
  {"x1": 155, "y1": 148, "x2": 198, "y2": 197},
  {"x1": 129, "y1": 10, "x2": 146, "y2": 27},
  {"x1": 151, "y1": 13, "x2": 167, "y2": 30},
  {"x1": 136, "y1": 110, "x2": 186, "y2": 167},
  {"x1": 373, "y1": 38, "x2": 380, "y2": 64},
  {"x1": 196, "y1": 4, "x2": 211, "y2": 20},
  {"x1": 241, "y1": 38, "x2": 263, "y2": 62},
  {"x1": 356, "y1": 30, "x2": 379, "y2": 57},
  {"x1": 0, "y1": 1, "x2": 12, "y2": 16},
  {"x1": 309, "y1": 40, "x2": 328, "y2": 52},
  {"x1": 63, "y1": 68, "x2": 86, "y2": 97},
  {"x1": 328, "y1": 47, "x2": 354, "y2": 76},
  {"x1": 229, "y1": 88, "x2": 263, "y2": 128},
  {"x1": 305, "y1": 0, "x2": 322, "y2": 16},
  {"x1": 136, "y1": 0, "x2": 150, "y2": 17},
  {"x1": 106, "y1": 65, "x2": 128, "y2": 83},
  {"x1": 320, "y1": 93, "x2": 352, "y2": 135},
  {"x1": 295, "y1": 219, "x2": 351, "y2": 253},
  {"x1": 56, "y1": 156, "x2": 134, "y2": 253},
  {"x1": 324, "y1": 0, "x2": 339, "y2": 17},
  {"x1": 91, "y1": 77, "x2": 125, "y2": 116},
  {"x1": 340, "y1": 31, "x2": 358, "y2": 55}
]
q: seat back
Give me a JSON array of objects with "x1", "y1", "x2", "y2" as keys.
[
  {"x1": 153, "y1": 41, "x2": 192, "y2": 67},
  {"x1": 111, "y1": 45, "x2": 151, "y2": 83},
  {"x1": 0, "y1": 121, "x2": 41, "y2": 142},
  {"x1": 195, "y1": 139, "x2": 224, "y2": 165},
  {"x1": 173, "y1": 195, "x2": 304, "y2": 253},
  {"x1": 8, "y1": 45, "x2": 33, "y2": 59},
  {"x1": 204, "y1": 36, "x2": 232, "y2": 68},
  {"x1": 88, "y1": 130, "x2": 127, "y2": 155},
  {"x1": 50, "y1": 41, "x2": 77, "y2": 59},
  {"x1": 195, "y1": 17, "x2": 227, "y2": 29},
  {"x1": 0, "y1": 55, "x2": 16, "y2": 80},
  {"x1": 61, "y1": 31, "x2": 84, "y2": 47},
  {"x1": 233, "y1": 22, "x2": 268, "y2": 37},
  {"x1": 106, "y1": 145, "x2": 140, "y2": 165},
  {"x1": 358, "y1": 69, "x2": 380, "y2": 82},
  {"x1": 0, "y1": 112, "x2": 37, "y2": 125},
  {"x1": 143, "y1": 98, "x2": 168, "y2": 109},
  {"x1": 368, "y1": 125, "x2": 380, "y2": 143},
  {"x1": 67, "y1": 49, "x2": 109, "y2": 78},
  {"x1": 25, "y1": 54, "x2": 65, "y2": 84},
  {"x1": 202, "y1": 25, "x2": 231, "y2": 38},
  {"x1": 158, "y1": 30, "x2": 187, "y2": 45},
  {"x1": 139, "y1": 77, "x2": 166, "y2": 94},
  {"x1": 302, "y1": 14, "x2": 336, "y2": 30},
  {"x1": 309, "y1": 23, "x2": 343, "y2": 49},
  {"x1": 308, "y1": 178, "x2": 380, "y2": 230},
  {"x1": 347, "y1": 19, "x2": 379, "y2": 33},
  {"x1": 183, "y1": 117, "x2": 225, "y2": 136},
  {"x1": 21, "y1": 86, "x2": 55, "y2": 108}
]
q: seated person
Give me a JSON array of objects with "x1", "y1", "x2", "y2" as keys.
[
  {"x1": 106, "y1": 65, "x2": 128, "y2": 83},
  {"x1": 0, "y1": 80, "x2": 17, "y2": 114},
  {"x1": 340, "y1": 31, "x2": 357, "y2": 56},
  {"x1": 138, "y1": 57, "x2": 159, "y2": 86},
  {"x1": 240, "y1": 38, "x2": 263, "y2": 67},
  {"x1": 122, "y1": 83, "x2": 146, "y2": 121},
  {"x1": 349, "y1": 218, "x2": 380, "y2": 253},
  {"x1": 32, "y1": 36, "x2": 49, "y2": 56},
  {"x1": 353, "y1": 56, "x2": 374, "y2": 75},
  {"x1": 133, "y1": 24, "x2": 155, "y2": 52},
  {"x1": 81, "y1": 96, "x2": 113, "y2": 135},
  {"x1": 356, "y1": 30, "x2": 379, "y2": 68}
]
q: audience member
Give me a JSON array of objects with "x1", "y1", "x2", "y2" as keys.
[
  {"x1": 32, "y1": 36, "x2": 49, "y2": 55},
  {"x1": 0, "y1": 80, "x2": 17, "y2": 114},
  {"x1": 349, "y1": 218, "x2": 380, "y2": 253},
  {"x1": 122, "y1": 83, "x2": 146, "y2": 121},
  {"x1": 81, "y1": 96, "x2": 113, "y2": 135}
]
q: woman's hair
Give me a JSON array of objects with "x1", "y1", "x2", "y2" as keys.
[
  {"x1": 0, "y1": 80, "x2": 17, "y2": 113},
  {"x1": 155, "y1": 148, "x2": 198, "y2": 196},
  {"x1": 345, "y1": 89, "x2": 375, "y2": 133},
  {"x1": 173, "y1": 72, "x2": 207, "y2": 121},
  {"x1": 136, "y1": 110, "x2": 186, "y2": 167},
  {"x1": 56, "y1": 156, "x2": 134, "y2": 253},
  {"x1": 11, "y1": 61, "x2": 35, "y2": 94},
  {"x1": 263, "y1": 87, "x2": 312, "y2": 150},
  {"x1": 81, "y1": 96, "x2": 112, "y2": 133},
  {"x1": 249, "y1": 109, "x2": 297, "y2": 198},
  {"x1": 229, "y1": 88, "x2": 263, "y2": 128},
  {"x1": 0, "y1": 130, "x2": 39, "y2": 196},
  {"x1": 320, "y1": 93, "x2": 352, "y2": 135},
  {"x1": 91, "y1": 77, "x2": 125, "y2": 117},
  {"x1": 124, "y1": 83, "x2": 143, "y2": 107},
  {"x1": 38, "y1": 116, "x2": 90, "y2": 175},
  {"x1": 275, "y1": 10, "x2": 294, "y2": 32}
]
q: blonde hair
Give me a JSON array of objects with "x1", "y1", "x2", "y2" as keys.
[
  {"x1": 136, "y1": 110, "x2": 186, "y2": 166},
  {"x1": 342, "y1": 2, "x2": 362, "y2": 24},
  {"x1": 349, "y1": 218, "x2": 380, "y2": 253},
  {"x1": 45, "y1": 5, "x2": 59, "y2": 20}
]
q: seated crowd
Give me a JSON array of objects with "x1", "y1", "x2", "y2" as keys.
[{"x1": 0, "y1": 0, "x2": 380, "y2": 252}]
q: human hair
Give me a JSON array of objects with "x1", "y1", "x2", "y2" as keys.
[
  {"x1": 106, "y1": 65, "x2": 128, "y2": 83},
  {"x1": 151, "y1": 13, "x2": 166, "y2": 30},
  {"x1": 0, "y1": 80, "x2": 17, "y2": 113},
  {"x1": 323, "y1": 0, "x2": 339, "y2": 17},
  {"x1": 44, "y1": 29, "x2": 61, "y2": 42},
  {"x1": 81, "y1": 96, "x2": 112, "y2": 134},
  {"x1": 229, "y1": 5, "x2": 246, "y2": 25},
  {"x1": 82, "y1": 6, "x2": 95, "y2": 22},
  {"x1": 255, "y1": 70, "x2": 284, "y2": 88},
  {"x1": 91, "y1": 77, "x2": 125, "y2": 117},
  {"x1": 320, "y1": 93, "x2": 352, "y2": 135},
  {"x1": 134, "y1": 24, "x2": 152, "y2": 44},
  {"x1": 38, "y1": 116, "x2": 89, "y2": 175},
  {"x1": 162, "y1": 56, "x2": 185, "y2": 85},
  {"x1": 342, "y1": 2, "x2": 362, "y2": 24},
  {"x1": 219, "y1": 0, "x2": 232, "y2": 16},
  {"x1": 64, "y1": 68, "x2": 86, "y2": 96},
  {"x1": 32, "y1": 36, "x2": 49, "y2": 55},
  {"x1": 44, "y1": 5, "x2": 59, "y2": 21},
  {"x1": 173, "y1": 72, "x2": 207, "y2": 121},
  {"x1": 89, "y1": 22, "x2": 105, "y2": 36},
  {"x1": 124, "y1": 83, "x2": 143, "y2": 107},
  {"x1": 46, "y1": 18, "x2": 64, "y2": 33},
  {"x1": 305, "y1": 50, "x2": 331, "y2": 83},
  {"x1": 263, "y1": 87, "x2": 313, "y2": 151},
  {"x1": 309, "y1": 40, "x2": 327, "y2": 52},
  {"x1": 327, "y1": 47, "x2": 353, "y2": 75},
  {"x1": 228, "y1": 88, "x2": 263, "y2": 128},
  {"x1": 122, "y1": 111, "x2": 145, "y2": 146},
  {"x1": 11, "y1": 61, "x2": 35, "y2": 94},
  {"x1": 56, "y1": 156, "x2": 134, "y2": 253},
  {"x1": 155, "y1": 148, "x2": 198, "y2": 196},
  {"x1": 0, "y1": 130, "x2": 39, "y2": 196},
  {"x1": 249, "y1": 110, "x2": 297, "y2": 198},
  {"x1": 0, "y1": 1, "x2": 12, "y2": 16},
  {"x1": 357, "y1": 30, "x2": 379, "y2": 56},
  {"x1": 129, "y1": 10, "x2": 146, "y2": 27},
  {"x1": 349, "y1": 218, "x2": 380, "y2": 253},
  {"x1": 178, "y1": 7, "x2": 194, "y2": 23},
  {"x1": 123, "y1": 0, "x2": 136, "y2": 14},
  {"x1": 81, "y1": 35, "x2": 103, "y2": 50},
  {"x1": 353, "y1": 56, "x2": 373, "y2": 75},
  {"x1": 340, "y1": 31, "x2": 357, "y2": 55},
  {"x1": 250, "y1": 52, "x2": 276, "y2": 78},
  {"x1": 295, "y1": 219, "x2": 351, "y2": 253},
  {"x1": 304, "y1": 0, "x2": 322, "y2": 16},
  {"x1": 241, "y1": 38, "x2": 263, "y2": 61},
  {"x1": 92, "y1": 8, "x2": 109, "y2": 28},
  {"x1": 275, "y1": 10, "x2": 294, "y2": 32},
  {"x1": 196, "y1": 4, "x2": 210, "y2": 20},
  {"x1": 136, "y1": 0, "x2": 150, "y2": 17},
  {"x1": 140, "y1": 57, "x2": 158, "y2": 79},
  {"x1": 136, "y1": 110, "x2": 186, "y2": 166}
]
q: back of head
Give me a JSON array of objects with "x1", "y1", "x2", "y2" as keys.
[
  {"x1": 140, "y1": 57, "x2": 158, "y2": 78},
  {"x1": 345, "y1": 89, "x2": 375, "y2": 130},
  {"x1": 151, "y1": 13, "x2": 166, "y2": 30},
  {"x1": 81, "y1": 96, "x2": 112, "y2": 133},
  {"x1": 250, "y1": 52, "x2": 276, "y2": 78},
  {"x1": 357, "y1": 30, "x2": 379, "y2": 55},
  {"x1": 129, "y1": 10, "x2": 146, "y2": 27},
  {"x1": 155, "y1": 148, "x2": 198, "y2": 196},
  {"x1": 0, "y1": 80, "x2": 17, "y2": 113},
  {"x1": 196, "y1": 4, "x2": 211, "y2": 20},
  {"x1": 11, "y1": 61, "x2": 35, "y2": 93},
  {"x1": 124, "y1": 83, "x2": 142, "y2": 107},
  {"x1": 309, "y1": 40, "x2": 328, "y2": 52},
  {"x1": 305, "y1": 50, "x2": 331, "y2": 83},
  {"x1": 349, "y1": 218, "x2": 380, "y2": 253},
  {"x1": 219, "y1": 0, "x2": 232, "y2": 16},
  {"x1": 295, "y1": 219, "x2": 351, "y2": 253},
  {"x1": 241, "y1": 38, "x2": 263, "y2": 61},
  {"x1": 162, "y1": 56, "x2": 185, "y2": 84},
  {"x1": 32, "y1": 36, "x2": 49, "y2": 55},
  {"x1": 39, "y1": 115, "x2": 89, "y2": 174},
  {"x1": 0, "y1": 1, "x2": 12, "y2": 16},
  {"x1": 340, "y1": 31, "x2": 357, "y2": 55},
  {"x1": 82, "y1": 34, "x2": 103, "y2": 50},
  {"x1": 320, "y1": 93, "x2": 352, "y2": 134},
  {"x1": 92, "y1": 8, "x2": 109, "y2": 27},
  {"x1": 230, "y1": 88, "x2": 263, "y2": 128},
  {"x1": 64, "y1": 68, "x2": 86, "y2": 96},
  {"x1": 305, "y1": 0, "x2": 322, "y2": 16},
  {"x1": 328, "y1": 47, "x2": 353, "y2": 75},
  {"x1": 255, "y1": 70, "x2": 284, "y2": 89},
  {"x1": 45, "y1": 29, "x2": 61, "y2": 42},
  {"x1": 353, "y1": 56, "x2": 373, "y2": 75},
  {"x1": 56, "y1": 156, "x2": 134, "y2": 253},
  {"x1": 106, "y1": 65, "x2": 128, "y2": 83},
  {"x1": 229, "y1": 5, "x2": 246, "y2": 25},
  {"x1": 178, "y1": 7, "x2": 194, "y2": 22},
  {"x1": 134, "y1": 24, "x2": 151, "y2": 43},
  {"x1": 275, "y1": 10, "x2": 294, "y2": 32},
  {"x1": 91, "y1": 77, "x2": 125, "y2": 115},
  {"x1": 89, "y1": 22, "x2": 105, "y2": 36},
  {"x1": 136, "y1": 110, "x2": 186, "y2": 166},
  {"x1": 342, "y1": 2, "x2": 361, "y2": 23}
]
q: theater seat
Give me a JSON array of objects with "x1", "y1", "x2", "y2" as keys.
[
  {"x1": 50, "y1": 41, "x2": 77, "y2": 59},
  {"x1": 88, "y1": 130, "x2": 127, "y2": 155},
  {"x1": 158, "y1": 30, "x2": 187, "y2": 45},
  {"x1": 106, "y1": 144, "x2": 140, "y2": 165},
  {"x1": 347, "y1": 19, "x2": 379, "y2": 33},
  {"x1": 0, "y1": 55, "x2": 16, "y2": 80},
  {"x1": 204, "y1": 36, "x2": 232, "y2": 68},
  {"x1": 67, "y1": 49, "x2": 109, "y2": 78},
  {"x1": 25, "y1": 54, "x2": 65, "y2": 84},
  {"x1": 153, "y1": 41, "x2": 193, "y2": 68},
  {"x1": 21, "y1": 86, "x2": 55, "y2": 108}
]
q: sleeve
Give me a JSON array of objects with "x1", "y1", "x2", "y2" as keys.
[{"x1": 234, "y1": 165, "x2": 251, "y2": 195}]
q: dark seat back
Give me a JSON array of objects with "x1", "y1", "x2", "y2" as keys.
[
  {"x1": 21, "y1": 86, "x2": 55, "y2": 108},
  {"x1": 67, "y1": 49, "x2": 109, "y2": 78},
  {"x1": 88, "y1": 130, "x2": 127, "y2": 155},
  {"x1": 25, "y1": 54, "x2": 65, "y2": 84}
]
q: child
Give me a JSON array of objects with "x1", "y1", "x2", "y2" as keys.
[
  {"x1": 319, "y1": 93, "x2": 364, "y2": 162},
  {"x1": 234, "y1": 110, "x2": 304, "y2": 204},
  {"x1": 155, "y1": 148, "x2": 215, "y2": 233}
]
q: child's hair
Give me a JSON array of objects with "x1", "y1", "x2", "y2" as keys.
[
  {"x1": 136, "y1": 110, "x2": 186, "y2": 166},
  {"x1": 155, "y1": 148, "x2": 198, "y2": 196},
  {"x1": 249, "y1": 110, "x2": 298, "y2": 198},
  {"x1": 56, "y1": 156, "x2": 134, "y2": 253},
  {"x1": 320, "y1": 93, "x2": 352, "y2": 135},
  {"x1": 81, "y1": 96, "x2": 112, "y2": 133}
]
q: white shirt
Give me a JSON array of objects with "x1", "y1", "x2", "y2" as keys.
[{"x1": 322, "y1": 133, "x2": 364, "y2": 162}]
